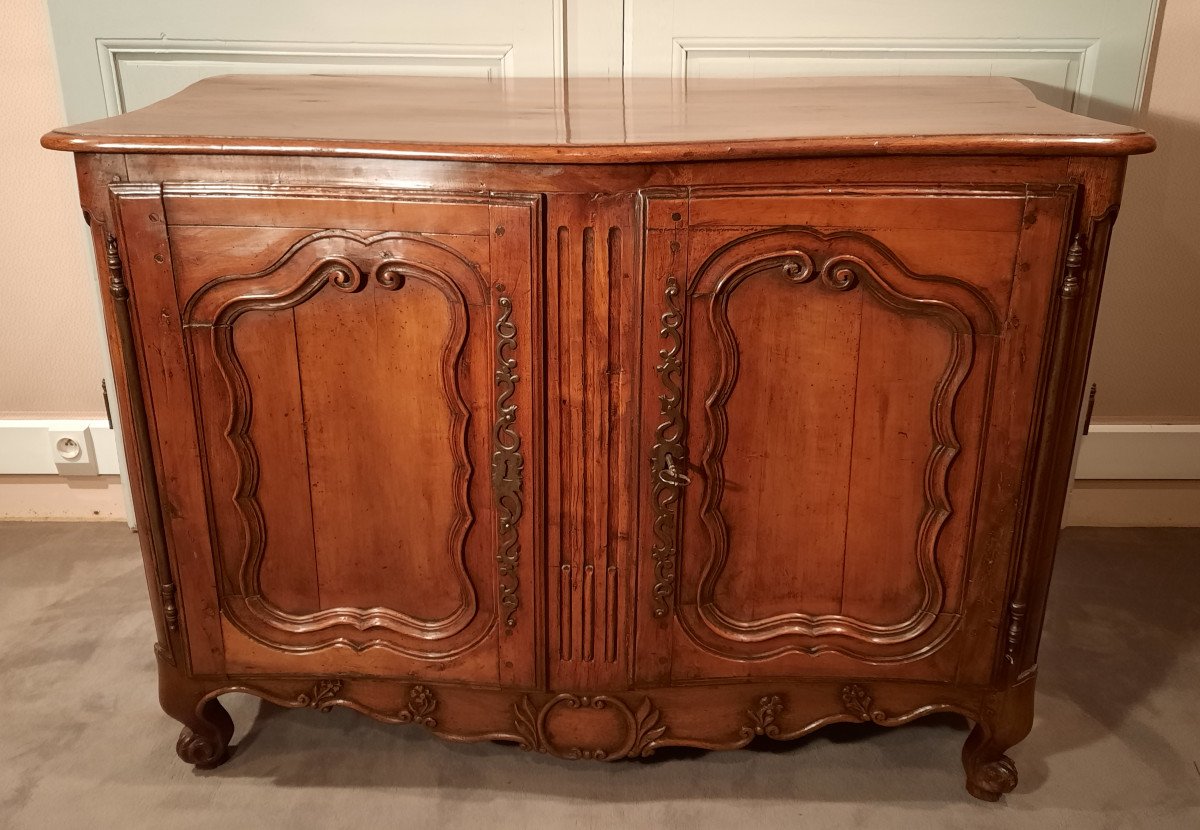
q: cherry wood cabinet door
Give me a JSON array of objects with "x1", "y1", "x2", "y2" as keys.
[
  {"x1": 635, "y1": 184, "x2": 1076, "y2": 686},
  {"x1": 110, "y1": 183, "x2": 541, "y2": 686}
]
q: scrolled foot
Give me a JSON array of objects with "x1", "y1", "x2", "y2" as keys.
[
  {"x1": 159, "y1": 654, "x2": 236, "y2": 770},
  {"x1": 963, "y1": 741, "x2": 1018, "y2": 801},
  {"x1": 173, "y1": 698, "x2": 235, "y2": 769}
]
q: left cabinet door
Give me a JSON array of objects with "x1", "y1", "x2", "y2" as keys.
[{"x1": 110, "y1": 183, "x2": 541, "y2": 687}]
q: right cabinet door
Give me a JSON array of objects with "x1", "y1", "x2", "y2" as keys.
[{"x1": 635, "y1": 185, "x2": 1074, "y2": 685}]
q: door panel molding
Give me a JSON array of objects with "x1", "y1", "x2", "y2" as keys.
[
  {"x1": 97, "y1": 39, "x2": 516, "y2": 115},
  {"x1": 48, "y1": 0, "x2": 566, "y2": 124},
  {"x1": 624, "y1": 0, "x2": 1160, "y2": 120},
  {"x1": 185, "y1": 229, "x2": 491, "y2": 656},
  {"x1": 671, "y1": 37, "x2": 1099, "y2": 113},
  {"x1": 673, "y1": 227, "x2": 995, "y2": 662}
]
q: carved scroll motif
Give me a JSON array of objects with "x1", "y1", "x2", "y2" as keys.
[
  {"x1": 492, "y1": 285, "x2": 524, "y2": 633},
  {"x1": 236, "y1": 678, "x2": 439, "y2": 729},
  {"x1": 650, "y1": 275, "x2": 686, "y2": 618}
]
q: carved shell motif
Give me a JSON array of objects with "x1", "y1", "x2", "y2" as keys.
[{"x1": 513, "y1": 695, "x2": 667, "y2": 760}]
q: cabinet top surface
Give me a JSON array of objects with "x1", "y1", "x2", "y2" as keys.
[{"x1": 42, "y1": 74, "x2": 1154, "y2": 163}]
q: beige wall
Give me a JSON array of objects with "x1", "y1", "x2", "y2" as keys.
[
  {"x1": 0, "y1": 0, "x2": 105, "y2": 418},
  {"x1": 1091, "y1": 0, "x2": 1200, "y2": 421}
]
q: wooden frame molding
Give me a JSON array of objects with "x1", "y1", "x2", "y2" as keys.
[{"x1": 678, "y1": 227, "x2": 994, "y2": 660}]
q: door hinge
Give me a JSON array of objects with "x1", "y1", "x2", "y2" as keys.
[
  {"x1": 1004, "y1": 601, "x2": 1028, "y2": 664},
  {"x1": 1060, "y1": 234, "x2": 1086, "y2": 299}
]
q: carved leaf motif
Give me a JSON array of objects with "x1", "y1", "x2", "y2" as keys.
[
  {"x1": 740, "y1": 695, "x2": 784, "y2": 740},
  {"x1": 297, "y1": 679, "x2": 343, "y2": 712},
  {"x1": 631, "y1": 697, "x2": 667, "y2": 758},
  {"x1": 513, "y1": 696, "x2": 541, "y2": 753},
  {"x1": 840, "y1": 684, "x2": 885, "y2": 724},
  {"x1": 397, "y1": 684, "x2": 438, "y2": 728}
]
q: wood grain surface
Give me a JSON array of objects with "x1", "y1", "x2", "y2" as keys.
[{"x1": 43, "y1": 74, "x2": 1154, "y2": 161}]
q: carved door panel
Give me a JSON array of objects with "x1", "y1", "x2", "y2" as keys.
[
  {"x1": 111, "y1": 184, "x2": 540, "y2": 686},
  {"x1": 634, "y1": 186, "x2": 1076, "y2": 685}
]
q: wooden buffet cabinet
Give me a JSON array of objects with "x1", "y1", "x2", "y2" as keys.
[{"x1": 44, "y1": 75, "x2": 1154, "y2": 800}]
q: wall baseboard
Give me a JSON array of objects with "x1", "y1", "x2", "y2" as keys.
[
  {"x1": 1075, "y1": 423, "x2": 1200, "y2": 480},
  {"x1": 0, "y1": 420, "x2": 126, "y2": 521},
  {"x1": 2, "y1": 420, "x2": 1196, "y2": 524},
  {"x1": 1064, "y1": 481, "x2": 1200, "y2": 527},
  {"x1": 0, "y1": 475, "x2": 126, "y2": 520},
  {"x1": 5, "y1": 421, "x2": 1191, "y2": 477}
]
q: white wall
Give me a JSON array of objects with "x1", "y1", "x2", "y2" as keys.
[
  {"x1": 1, "y1": 1, "x2": 105, "y2": 418},
  {"x1": 0, "y1": 1, "x2": 124, "y2": 519},
  {"x1": 1090, "y1": 0, "x2": 1200, "y2": 420}
]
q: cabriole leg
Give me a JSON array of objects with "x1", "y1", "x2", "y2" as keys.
[
  {"x1": 962, "y1": 677, "x2": 1036, "y2": 801},
  {"x1": 157, "y1": 653, "x2": 234, "y2": 769}
]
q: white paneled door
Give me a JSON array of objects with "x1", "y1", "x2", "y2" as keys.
[
  {"x1": 48, "y1": 0, "x2": 567, "y2": 120},
  {"x1": 45, "y1": 0, "x2": 1161, "y2": 525},
  {"x1": 49, "y1": 0, "x2": 1160, "y2": 120},
  {"x1": 624, "y1": 0, "x2": 1160, "y2": 119}
]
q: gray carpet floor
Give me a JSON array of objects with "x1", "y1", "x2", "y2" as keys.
[{"x1": 0, "y1": 523, "x2": 1197, "y2": 829}]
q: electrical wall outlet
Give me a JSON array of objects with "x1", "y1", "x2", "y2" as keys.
[{"x1": 48, "y1": 427, "x2": 98, "y2": 476}]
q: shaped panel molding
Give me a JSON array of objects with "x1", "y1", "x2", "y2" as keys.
[
  {"x1": 184, "y1": 229, "x2": 496, "y2": 656},
  {"x1": 669, "y1": 227, "x2": 998, "y2": 663}
]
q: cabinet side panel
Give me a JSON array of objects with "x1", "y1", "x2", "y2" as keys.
[
  {"x1": 956, "y1": 187, "x2": 1077, "y2": 685},
  {"x1": 1004, "y1": 161, "x2": 1124, "y2": 681},
  {"x1": 77, "y1": 157, "x2": 192, "y2": 668},
  {"x1": 110, "y1": 183, "x2": 227, "y2": 673}
]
